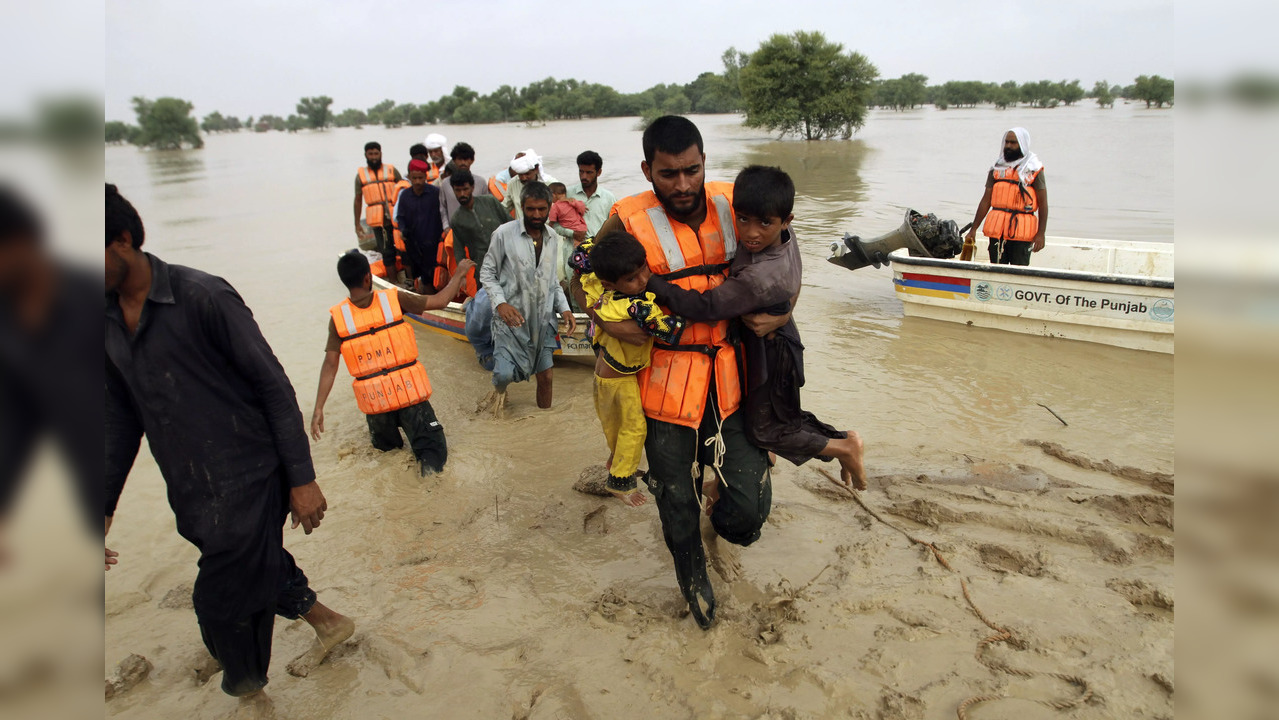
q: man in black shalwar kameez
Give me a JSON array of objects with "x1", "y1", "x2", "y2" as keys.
[{"x1": 104, "y1": 184, "x2": 353, "y2": 703}]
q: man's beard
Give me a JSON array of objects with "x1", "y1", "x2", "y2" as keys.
[
  {"x1": 1003, "y1": 148, "x2": 1023, "y2": 162},
  {"x1": 367, "y1": 159, "x2": 383, "y2": 170},
  {"x1": 656, "y1": 184, "x2": 704, "y2": 220},
  {"x1": 524, "y1": 217, "x2": 546, "y2": 234}
]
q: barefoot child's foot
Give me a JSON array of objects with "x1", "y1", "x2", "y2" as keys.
[
  {"x1": 836, "y1": 431, "x2": 866, "y2": 490},
  {"x1": 609, "y1": 489, "x2": 647, "y2": 507},
  {"x1": 605, "y1": 474, "x2": 647, "y2": 507}
]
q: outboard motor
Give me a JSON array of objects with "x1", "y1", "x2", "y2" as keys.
[{"x1": 827, "y1": 209, "x2": 966, "y2": 272}]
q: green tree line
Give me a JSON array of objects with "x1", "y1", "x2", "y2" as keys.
[
  {"x1": 871, "y1": 75, "x2": 1173, "y2": 111},
  {"x1": 106, "y1": 30, "x2": 1173, "y2": 148}
]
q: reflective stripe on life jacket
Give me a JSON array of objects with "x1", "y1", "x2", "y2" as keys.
[
  {"x1": 613, "y1": 182, "x2": 741, "y2": 428},
  {"x1": 432, "y1": 229, "x2": 477, "y2": 299},
  {"x1": 982, "y1": 166, "x2": 1041, "y2": 242},
  {"x1": 359, "y1": 165, "x2": 400, "y2": 228},
  {"x1": 330, "y1": 289, "x2": 432, "y2": 415}
]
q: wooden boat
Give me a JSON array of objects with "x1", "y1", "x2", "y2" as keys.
[
  {"x1": 370, "y1": 274, "x2": 595, "y2": 361},
  {"x1": 835, "y1": 237, "x2": 1174, "y2": 353}
]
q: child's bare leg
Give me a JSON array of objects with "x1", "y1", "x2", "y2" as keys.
[{"x1": 822, "y1": 432, "x2": 866, "y2": 490}]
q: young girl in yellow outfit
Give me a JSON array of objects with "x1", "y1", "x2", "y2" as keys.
[{"x1": 581, "y1": 232, "x2": 684, "y2": 506}]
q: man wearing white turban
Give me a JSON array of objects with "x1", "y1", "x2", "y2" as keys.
[
  {"x1": 963, "y1": 127, "x2": 1048, "y2": 266},
  {"x1": 423, "y1": 133, "x2": 448, "y2": 182},
  {"x1": 501, "y1": 149, "x2": 558, "y2": 221}
]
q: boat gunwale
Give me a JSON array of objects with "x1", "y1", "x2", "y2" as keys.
[{"x1": 888, "y1": 249, "x2": 1173, "y2": 290}]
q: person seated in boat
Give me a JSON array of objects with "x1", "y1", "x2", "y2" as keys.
[
  {"x1": 643, "y1": 165, "x2": 867, "y2": 492},
  {"x1": 579, "y1": 231, "x2": 686, "y2": 506},
  {"x1": 310, "y1": 249, "x2": 475, "y2": 477},
  {"x1": 963, "y1": 127, "x2": 1048, "y2": 266}
]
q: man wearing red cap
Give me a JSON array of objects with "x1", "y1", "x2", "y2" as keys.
[{"x1": 395, "y1": 159, "x2": 445, "y2": 291}]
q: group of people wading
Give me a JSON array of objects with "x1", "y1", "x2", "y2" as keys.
[{"x1": 104, "y1": 116, "x2": 1044, "y2": 710}]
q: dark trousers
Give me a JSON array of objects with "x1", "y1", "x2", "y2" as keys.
[
  {"x1": 644, "y1": 395, "x2": 771, "y2": 617},
  {"x1": 196, "y1": 551, "x2": 316, "y2": 696},
  {"x1": 988, "y1": 238, "x2": 1033, "y2": 266},
  {"x1": 372, "y1": 226, "x2": 401, "y2": 279},
  {"x1": 367, "y1": 399, "x2": 448, "y2": 472}
]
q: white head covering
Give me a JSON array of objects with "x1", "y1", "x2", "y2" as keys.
[
  {"x1": 510, "y1": 154, "x2": 538, "y2": 175},
  {"x1": 991, "y1": 127, "x2": 1043, "y2": 186},
  {"x1": 424, "y1": 133, "x2": 447, "y2": 150}
]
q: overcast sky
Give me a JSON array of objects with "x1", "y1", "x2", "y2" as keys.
[{"x1": 102, "y1": 0, "x2": 1179, "y2": 122}]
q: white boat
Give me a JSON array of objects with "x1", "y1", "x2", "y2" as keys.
[
  {"x1": 370, "y1": 274, "x2": 596, "y2": 361},
  {"x1": 863, "y1": 238, "x2": 1173, "y2": 353}
]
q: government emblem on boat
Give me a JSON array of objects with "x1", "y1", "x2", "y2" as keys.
[
  {"x1": 996, "y1": 285, "x2": 1014, "y2": 301},
  {"x1": 973, "y1": 281, "x2": 992, "y2": 302}
]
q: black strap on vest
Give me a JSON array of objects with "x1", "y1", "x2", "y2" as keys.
[
  {"x1": 355, "y1": 359, "x2": 417, "y2": 382},
  {"x1": 659, "y1": 263, "x2": 730, "y2": 282},
  {"x1": 653, "y1": 341, "x2": 718, "y2": 358},
  {"x1": 339, "y1": 318, "x2": 405, "y2": 343}
]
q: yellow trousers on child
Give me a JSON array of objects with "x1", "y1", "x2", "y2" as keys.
[{"x1": 593, "y1": 375, "x2": 646, "y2": 484}]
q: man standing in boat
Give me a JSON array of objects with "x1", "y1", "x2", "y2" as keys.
[
  {"x1": 310, "y1": 249, "x2": 474, "y2": 476},
  {"x1": 395, "y1": 158, "x2": 446, "y2": 292},
  {"x1": 963, "y1": 127, "x2": 1048, "y2": 266},
  {"x1": 567, "y1": 150, "x2": 618, "y2": 238},
  {"x1": 502, "y1": 150, "x2": 558, "y2": 221},
  {"x1": 439, "y1": 142, "x2": 490, "y2": 232},
  {"x1": 477, "y1": 181, "x2": 576, "y2": 414},
  {"x1": 106, "y1": 184, "x2": 353, "y2": 708},
  {"x1": 354, "y1": 141, "x2": 404, "y2": 276},
  {"x1": 423, "y1": 133, "x2": 448, "y2": 183},
  {"x1": 578, "y1": 116, "x2": 791, "y2": 629}
]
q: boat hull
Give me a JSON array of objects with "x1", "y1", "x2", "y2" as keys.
[{"x1": 884, "y1": 239, "x2": 1173, "y2": 353}]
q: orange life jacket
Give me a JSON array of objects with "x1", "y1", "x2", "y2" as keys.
[
  {"x1": 389, "y1": 179, "x2": 410, "y2": 254},
  {"x1": 359, "y1": 164, "x2": 400, "y2": 228},
  {"x1": 983, "y1": 166, "x2": 1041, "y2": 242},
  {"x1": 489, "y1": 176, "x2": 516, "y2": 218},
  {"x1": 613, "y1": 182, "x2": 742, "y2": 428},
  {"x1": 488, "y1": 176, "x2": 506, "y2": 203},
  {"x1": 432, "y1": 229, "x2": 477, "y2": 299},
  {"x1": 330, "y1": 289, "x2": 432, "y2": 415}
]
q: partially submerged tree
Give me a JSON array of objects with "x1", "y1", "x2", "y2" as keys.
[
  {"x1": 130, "y1": 96, "x2": 202, "y2": 149},
  {"x1": 1133, "y1": 75, "x2": 1175, "y2": 108},
  {"x1": 739, "y1": 31, "x2": 878, "y2": 139},
  {"x1": 296, "y1": 96, "x2": 333, "y2": 129}
]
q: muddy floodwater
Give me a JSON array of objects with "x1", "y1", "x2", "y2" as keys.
[{"x1": 105, "y1": 107, "x2": 1173, "y2": 719}]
